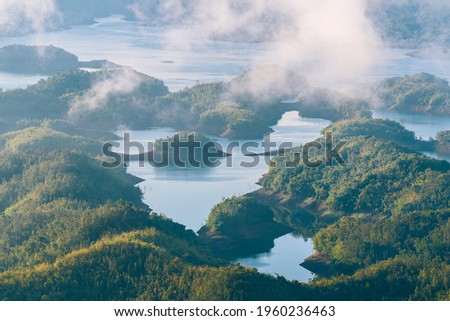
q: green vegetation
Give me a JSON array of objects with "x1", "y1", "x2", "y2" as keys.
[
  {"x1": 322, "y1": 118, "x2": 433, "y2": 151},
  {"x1": 0, "y1": 139, "x2": 313, "y2": 300},
  {"x1": 0, "y1": 151, "x2": 143, "y2": 214},
  {"x1": 15, "y1": 118, "x2": 119, "y2": 140},
  {"x1": 205, "y1": 196, "x2": 275, "y2": 230},
  {"x1": 0, "y1": 68, "x2": 168, "y2": 129},
  {"x1": 313, "y1": 210, "x2": 449, "y2": 268},
  {"x1": 261, "y1": 136, "x2": 450, "y2": 216},
  {"x1": 152, "y1": 80, "x2": 278, "y2": 139},
  {"x1": 0, "y1": 127, "x2": 101, "y2": 155},
  {"x1": 0, "y1": 58, "x2": 449, "y2": 300},
  {"x1": 437, "y1": 130, "x2": 450, "y2": 144},
  {"x1": 0, "y1": 64, "x2": 377, "y2": 139},
  {"x1": 308, "y1": 208, "x2": 450, "y2": 300},
  {"x1": 126, "y1": 131, "x2": 230, "y2": 167},
  {"x1": 0, "y1": 235, "x2": 314, "y2": 300},
  {"x1": 0, "y1": 45, "x2": 119, "y2": 75},
  {"x1": 152, "y1": 66, "x2": 305, "y2": 138},
  {"x1": 373, "y1": 73, "x2": 450, "y2": 115},
  {"x1": 435, "y1": 130, "x2": 450, "y2": 154},
  {"x1": 323, "y1": 118, "x2": 415, "y2": 144},
  {"x1": 311, "y1": 255, "x2": 449, "y2": 300},
  {"x1": 0, "y1": 45, "x2": 78, "y2": 74},
  {"x1": 198, "y1": 102, "x2": 272, "y2": 138},
  {"x1": 200, "y1": 117, "x2": 450, "y2": 300},
  {"x1": 153, "y1": 131, "x2": 222, "y2": 153}
]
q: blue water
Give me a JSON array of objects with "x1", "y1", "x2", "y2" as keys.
[
  {"x1": 116, "y1": 112, "x2": 331, "y2": 281},
  {"x1": 372, "y1": 109, "x2": 450, "y2": 162},
  {"x1": 0, "y1": 15, "x2": 266, "y2": 91},
  {"x1": 372, "y1": 110, "x2": 450, "y2": 140},
  {"x1": 1, "y1": 15, "x2": 450, "y2": 91}
]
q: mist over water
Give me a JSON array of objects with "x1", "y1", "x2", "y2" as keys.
[
  {"x1": 116, "y1": 112, "x2": 331, "y2": 231},
  {"x1": 1, "y1": 16, "x2": 450, "y2": 92},
  {"x1": 114, "y1": 112, "x2": 330, "y2": 282},
  {"x1": 1, "y1": 7, "x2": 450, "y2": 282},
  {"x1": 372, "y1": 109, "x2": 450, "y2": 140},
  {"x1": 0, "y1": 15, "x2": 266, "y2": 91}
]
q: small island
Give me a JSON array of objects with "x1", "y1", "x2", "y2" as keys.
[
  {"x1": 198, "y1": 196, "x2": 292, "y2": 258},
  {"x1": 123, "y1": 131, "x2": 230, "y2": 167},
  {"x1": 436, "y1": 130, "x2": 450, "y2": 154},
  {"x1": 373, "y1": 73, "x2": 450, "y2": 116}
]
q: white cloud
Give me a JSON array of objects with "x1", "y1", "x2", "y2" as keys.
[
  {"x1": 0, "y1": 0, "x2": 62, "y2": 35},
  {"x1": 131, "y1": 0, "x2": 386, "y2": 88},
  {"x1": 69, "y1": 68, "x2": 143, "y2": 116}
]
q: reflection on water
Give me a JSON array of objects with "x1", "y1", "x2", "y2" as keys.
[
  {"x1": 237, "y1": 234, "x2": 315, "y2": 281},
  {"x1": 116, "y1": 110, "x2": 450, "y2": 282},
  {"x1": 2, "y1": 15, "x2": 450, "y2": 282},
  {"x1": 115, "y1": 112, "x2": 330, "y2": 282}
]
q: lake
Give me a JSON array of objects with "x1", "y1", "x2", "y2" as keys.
[
  {"x1": 2, "y1": 15, "x2": 450, "y2": 91},
  {"x1": 117, "y1": 112, "x2": 331, "y2": 282},
  {"x1": 372, "y1": 110, "x2": 450, "y2": 162},
  {"x1": 1, "y1": 15, "x2": 450, "y2": 281}
]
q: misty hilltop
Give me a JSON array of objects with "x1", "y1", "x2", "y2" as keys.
[
  {"x1": 1, "y1": 54, "x2": 449, "y2": 139},
  {"x1": 1, "y1": 1, "x2": 450, "y2": 51},
  {"x1": 372, "y1": 73, "x2": 450, "y2": 115},
  {"x1": 0, "y1": 44, "x2": 120, "y2": 75}
]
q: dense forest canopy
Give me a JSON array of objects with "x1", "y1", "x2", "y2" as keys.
[
  {"x1": 260, "y1": 127, "x2": 450, "y2": 216},
  {"x1": 0, "y1": 0, "x2": 449, "y2": 304}
]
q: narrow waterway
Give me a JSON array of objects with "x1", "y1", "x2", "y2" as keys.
[{"x1": 116, "y1": 112, "x2": 331, "y2": 281}]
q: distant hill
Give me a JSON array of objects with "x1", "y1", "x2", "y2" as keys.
[
  {"x1": 0, "y1": 44, "x2": 120, "y2": 75},
  {"x1": 372, "y1": 73, "x2": 450, "y2": 115}
]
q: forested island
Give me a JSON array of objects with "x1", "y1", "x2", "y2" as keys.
[
  {"x1": 0, "y1": 65, "x2": 355, "y2": 138},
  {"x1": 372, "y1": 73, "x2": 450, "y2": 115},
  {"x1": 0, "y1": 45, "x2": 119, "y2": 75},
  {"x1": 2, "y1": 0, "x2": 450, "y2": 308}
]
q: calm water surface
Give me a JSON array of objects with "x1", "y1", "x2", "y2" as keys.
[
  {"x1": 116, "y1": 112, "x2": 330, "y2": 281},
  {"x1": 372, "y1": 110, "x2": 450, "y2": 162},
  {"x1": 1, "y1": 15, "x2": 450, "y2": 91}
]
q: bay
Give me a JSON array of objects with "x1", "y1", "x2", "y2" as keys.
[{"x1": 116, "y1": 112, "x2": 331, "y2": 281}]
